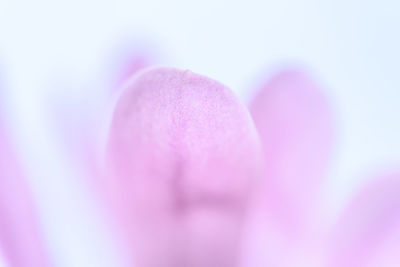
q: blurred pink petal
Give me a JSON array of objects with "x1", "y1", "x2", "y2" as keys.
[
  {"x1": 0, "y1": 125, "x2": 51, "y2": 266},
  {"x1": 115, "y1": 53, "x2": 151, "y2": 86},
  {"x1": 104, "y1": 67, "x2": 263, "y2": 267},
  {"x1": 249, "y1": 69, "x2": 334, "y2": 234},
  {"x1": 108, "y1": 41, "x2": 158, "y2": 88},
  {"x1": 328, "y1": 173, "x2": 400, "y2": 267},
  {"x1": 244, "y1": 69, "x2": 333, "y2": 266},
  {"x1": 48, "y1": 47, "x2": 153, "y2": 174}
]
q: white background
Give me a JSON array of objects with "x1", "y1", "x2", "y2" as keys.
[{"x1": 0, "y1": 0, "x2": 399, "y2": 266}]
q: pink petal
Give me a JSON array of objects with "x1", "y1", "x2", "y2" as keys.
[
  {"x1": 104, "y1": 67, "x2": 263, "y2": 267},
  {"x1": 244, "y1": 69, "x2": 333, "y2": 266},
  {"x1": 114, "y1": 53, "x2": 151, "y2": 87},
  {"x1": 328, "y1": 173, "x2": 400, "y2": 267},
  {"x1": 248, "y1": 69, "x2": 334, "y2": 235},
  {"x1": 369, "y1": 225, "x2": 400, "y2": 267},
  {"x1": 48, "y1": 47, "x2": 153, "y2": 178},
  {"x1": 108, "y1": 41, "x2": 157, "y2": 88},
  {"x1": 0, "y1": 124, "x2": 51, "y2": 266}
]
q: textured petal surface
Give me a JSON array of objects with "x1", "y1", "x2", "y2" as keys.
[
  {"x1": 0, "y1": 125, "x2": 51, "y2": 267},
  {"x1": 328, "y1": 173, "x2": 400, "y2": 267},
  {"x1": 246, "y1": 69, "x2": 333, "y2": 266},
  {"x1": 104, "y1": 67, "x2": 263, "y2": 267}
]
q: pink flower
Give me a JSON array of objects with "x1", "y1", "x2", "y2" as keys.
[
  {"x1": 101, "y1": 67, "x2": 400, "y2": 267},
  {"x1": 0, "y1": 124, "x2": 51, "y2": 266},
  {"x1": 0, "y1": 65, "x2": 399, "y2": 267}
]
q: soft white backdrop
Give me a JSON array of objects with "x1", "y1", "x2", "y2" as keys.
[{"x1": 0, "y1": 0, "x2": 399, "y2": 266}]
